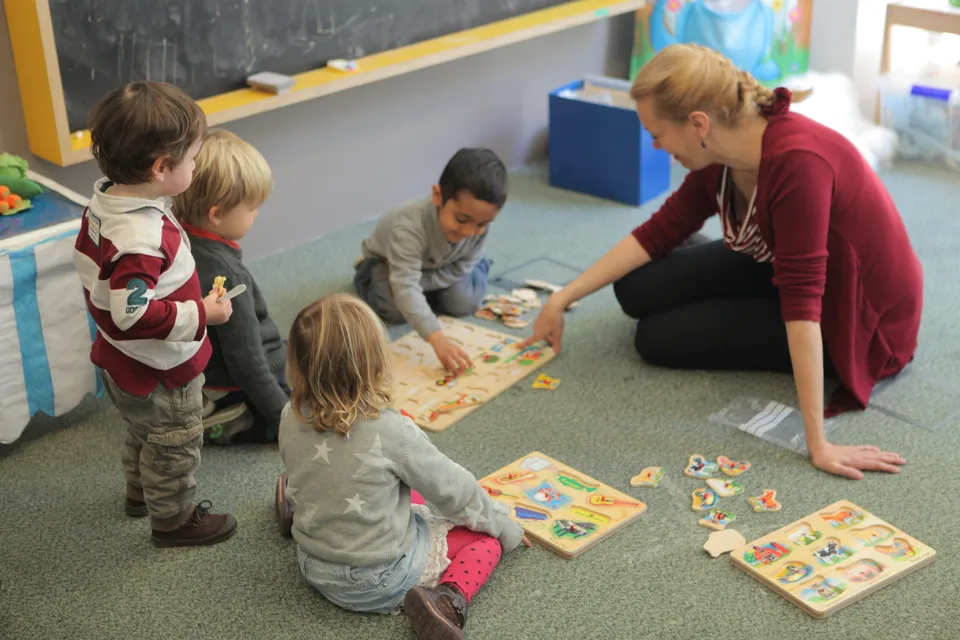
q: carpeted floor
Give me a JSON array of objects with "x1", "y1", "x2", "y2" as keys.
[{"x1": 2, "y1": 162, "x2": 959, "y2": 639}]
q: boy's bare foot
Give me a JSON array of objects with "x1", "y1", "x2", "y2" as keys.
[{"x1": 151, "y1": 501, "x2": 237, "y2": 547}]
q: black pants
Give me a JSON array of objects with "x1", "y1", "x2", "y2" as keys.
[
  {"x1": 613, "y1": 239, "x2": 836, "y2": 376},
  {"x1": 212, "y1": 368, "x2": 290, "y2": 444}
]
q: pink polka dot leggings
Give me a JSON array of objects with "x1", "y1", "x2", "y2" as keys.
[{"x1": 412, "y1": 491, "x2": 503, "y2": 603}]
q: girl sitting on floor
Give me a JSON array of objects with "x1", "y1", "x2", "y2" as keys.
[{"x1": 278, "y1": 293, "x2": 529, "y2": 640}]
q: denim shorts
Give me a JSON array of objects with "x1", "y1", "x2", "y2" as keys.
[{"x1": 297, "y1": 514, "x2": 430, "y2": 615}]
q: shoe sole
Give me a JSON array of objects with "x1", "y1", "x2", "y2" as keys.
[
  {"x1": 151, "y1": 517, "x2": 239, "y2": 548},
  {"x1": 403, "y1": 588, "x2": 464, "y2": 640},
  {"x1": 202, "y1": 403, "x2": 248, "y2": 429},
  {"x1": 125, "y1": 504, "x2": 149, "y2": 518}
]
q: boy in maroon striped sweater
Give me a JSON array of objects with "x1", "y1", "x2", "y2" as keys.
[{"x1": 73, "y1": 81, "x2": 238, "y2": 547}]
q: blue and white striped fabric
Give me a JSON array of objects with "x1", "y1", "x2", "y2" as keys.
[{"x1": 0, "y1": 174, "x2": 101, "y2": 444}]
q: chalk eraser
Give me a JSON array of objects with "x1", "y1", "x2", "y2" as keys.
[{"x1": 247, "y1": 71, "x2": 296, "y2": 94}]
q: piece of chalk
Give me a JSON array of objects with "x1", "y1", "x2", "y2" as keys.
[
  {"x1": 247, "y1": 71, "x2": 296, "y2": 94},
  {"x1": 327, "y1": 58, "x2": 360, "y2": 73}
]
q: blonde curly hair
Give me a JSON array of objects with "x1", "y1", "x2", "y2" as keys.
[
  {"x1": 629, "y1": 43, "x2": 810, "y2": 126},
  {"x1": 286, "y1": 294, "x2": 394, "y2": 435}
]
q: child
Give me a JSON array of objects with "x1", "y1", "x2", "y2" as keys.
[
  {"x1": 355, "y1": 147, "x2": 507, "y2": 374},
  {"x1": 172, "y1": 129, "x2": 289, "y2": 445},
  {"x1": 278, "y1": 294, "x2": 528, "y2": 639},
  {"x1": 73, "y1": 81, "x2": 237, "y2": 547}
]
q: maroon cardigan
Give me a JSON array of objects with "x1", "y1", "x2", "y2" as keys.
[{"x1": 632, "y1": 89, "x2": 923, "y2": 417}]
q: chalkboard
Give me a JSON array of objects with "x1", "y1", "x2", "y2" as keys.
[{"x1": 50, "y1": 0, "x2": 573, "y2": 132}]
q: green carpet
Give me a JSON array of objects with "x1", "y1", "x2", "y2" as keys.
[{"x1": 3, "y1": 162, "x2": 960, "y2": 639}]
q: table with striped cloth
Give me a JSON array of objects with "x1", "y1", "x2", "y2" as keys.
[{"x1": 0, "y1": 172, "x2": 101, "y2": 444}]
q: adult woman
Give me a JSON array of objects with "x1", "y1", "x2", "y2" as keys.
[{"x1": 523, "y1": 44, "x2": 921, "y2": 480}]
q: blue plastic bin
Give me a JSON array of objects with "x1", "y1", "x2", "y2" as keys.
[{"x1": 548, "y1": 76, "x2": 671, "y2": 207}]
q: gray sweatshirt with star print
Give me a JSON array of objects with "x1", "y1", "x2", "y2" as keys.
[{"x1": 278, "y1": 405, "x2": 524, "y2": 567}]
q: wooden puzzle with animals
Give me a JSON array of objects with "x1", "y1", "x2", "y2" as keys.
[
  {"x1": 388, "y1": 316, "x2": 556, "y2": 432},
  {"x1": 730, "y1": 500, "x2": 936, "y2": 618},
  {"x1": 478, "y1": 451, "x2": 647, "y2": 559}
]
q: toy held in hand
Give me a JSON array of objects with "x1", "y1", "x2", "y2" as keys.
[{"x1": 212, "y1": 276, "x2": 227, "y2": 298}]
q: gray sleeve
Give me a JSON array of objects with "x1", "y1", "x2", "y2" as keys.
[
  {"x1": 394, "y1": 414, "x2": 525, "y2": 552},
  {"x1": 384, "y1": 227, "x2": 442, "y2": 339}
]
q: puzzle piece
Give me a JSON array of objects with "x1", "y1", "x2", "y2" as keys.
[
  {"x1": 212, "y1": 275, "x2": 227, "y2": 298},
  {"x1": 706, "y1": 477, "x2": 745, "y2": 498},
  {"x1": 699, "y1": 508, "x2": 737, "y2": 531},
  {"x1": 630, "y1": 466, "x2": 663, "y2": 488},
  {"x1": 684, "y1": 454, "x2": 718, "y2": 478},
  {"x1": 704, "y1": 529, "x2": 747, "y2": 557},
  {"x1": 717, "y1": 456, "x2": 751, "y2": 477},
  {"x1": 747, "y1": 489, "x2": 782, "y2": 512},
  {"x1": 531, "y1": 373, "x2": 561, "y2": 390}
]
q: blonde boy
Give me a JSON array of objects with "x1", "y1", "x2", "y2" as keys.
[
  {"x1": 74, "y1": 81, "x2": 237, "y2": 547},
  {"x1": 173, "y1": 129, "x2": 289, "y2": 444}
]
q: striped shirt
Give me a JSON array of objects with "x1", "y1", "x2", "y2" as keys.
[
  {"x1": 73, "y1": 179, "x2": 210, "y2": 396},
  {"x1": 717, "y1": 167, "x2": 774, "y2": 263}
]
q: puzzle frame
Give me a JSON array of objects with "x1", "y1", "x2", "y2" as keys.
[
  {"x1": 389, "y1": 316, "x2": 556, "y2": 432},
  {"x1": 730, "y1": 500, "x2": 936, "y2": 618},
  {"x1": 479, "y1": 451, "x2": 647, "y2": 559}
]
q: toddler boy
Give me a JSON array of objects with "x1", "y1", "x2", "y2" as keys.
[
  {"x1": 73, "y1": 81, "x2": 237, "y2": 547},
  {"x1": 172, "y1": 129, "x2": 289, "y2": 444},
  {"x1": 355, "y1": 148, "x2": 507, "y2": 372}
]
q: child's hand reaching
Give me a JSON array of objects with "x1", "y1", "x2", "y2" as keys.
[
  {"x1": 428, "y1": 332, "x2": 472, "y2": 373},
  {"x1": 522, "y1": 535, "x2": 532, "y2": 548},
  {"x1": 202, "y1": 290, "x2": 233, "y2": 326}
]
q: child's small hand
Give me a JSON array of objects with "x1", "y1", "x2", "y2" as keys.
[
  {"x1": 428, "y1": 332, "x2": 472, "y2": 373},
  {"x1": 202, "y1": 291, "x2": 233, "y2": 326},
  {"x1": 521, "y1": 535, "x2": 532, "y2": 548}
]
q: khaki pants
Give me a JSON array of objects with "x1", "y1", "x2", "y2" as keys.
[{"x1": 101, "y1": 370, "x2": 205, "y2": 531}]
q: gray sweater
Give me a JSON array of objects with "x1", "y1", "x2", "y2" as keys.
[
  {"x1": 187, "y1": 230, "x2": 288, "y2": 432},
  {"x1": 278, "y1": 406, "x2": 524, "y2": 567},
  {"x1": 360, "y1": 197, "x2": 488, "y2": 338}
]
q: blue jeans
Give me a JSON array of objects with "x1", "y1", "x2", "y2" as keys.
[
  {"x1": 296, "y1": 513, "x2": 431, "y2": 614},
  {"x1": 354, "y1": 257, "x2": 491, "y2": 325}
]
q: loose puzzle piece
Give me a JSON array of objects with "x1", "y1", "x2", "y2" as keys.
[
  {"x1": 531, "y1": 373, "x2": 561, "y2": 390},
  {"x1": 717, "y1": 455, "x2": 751, "y2": 477},
  {"x1": 684, "y1": 454, "x2": 718, "y2": 478},
  {"x1": 748, "y1": 489, "x2": 782, "y2": 512},
  {"x1": 699, "y1": 508, "x2": 737, "y2": 531},
  {"x1": 707, "y1": 477, "x2": 745, "y2": 498},
  {"x1": 630, "y1": 466, "x2": 664, "y2": 488},
  {"x1": 691, "y1": 488, "x2": 719, "y2": 512},
  {"x1": 704, "y1": 528, "x2": 747, "y2": 557},
  {"x1": 476, "y1": 289, "x2": 541, "y2": 328}
]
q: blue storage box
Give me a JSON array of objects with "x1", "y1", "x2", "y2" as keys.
[{"x1": 548, "y1": 76, "x2": 671, "y2": 207}]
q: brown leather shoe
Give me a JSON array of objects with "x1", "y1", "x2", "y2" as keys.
[
  {"x1": 125, "y1": 496, "x2": 148, "y2": 518},
  {"x1": 404, "y1": 583, "x2": 468, "y2": 640},
  {"x1": 151, "y1": 501, "x2": 237, "y2": 547},
  {"x1": 275, "y1": 474, "x2": 294, "y2": 538}
]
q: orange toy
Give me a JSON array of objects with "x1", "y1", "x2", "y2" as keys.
[{"x1": 0, "y1": 185, "x2": 25, "y2": 215}]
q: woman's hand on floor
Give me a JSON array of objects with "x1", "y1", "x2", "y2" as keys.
[
  {"x1": 810, "y1": 442, "x2": 906, "y2": 480},
  {"x1": 517, "y1": 295, "x2": 565, "y2": 353}
]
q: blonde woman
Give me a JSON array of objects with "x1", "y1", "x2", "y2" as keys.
[
  {"x1": 278, "y1": 294, "x2": 528, "y2": 639},
  {"x1": 522, "y1": 44, "x2": 921, "y2": 480}
]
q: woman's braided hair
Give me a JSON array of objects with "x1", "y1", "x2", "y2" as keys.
[{"x1": 629, "y1": 43, "x2": 810, "y2": 126}]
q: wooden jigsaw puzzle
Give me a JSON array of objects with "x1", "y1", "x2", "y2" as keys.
[
  {"x1": 730, "y1": 500, "x2": 936, "y2": 618},
  {"x1": 479, "y1": 451, "x2": 647, "y2": 559},
  {"x1": 389, "y1": 316, "x2": 556, "y2": 432}
]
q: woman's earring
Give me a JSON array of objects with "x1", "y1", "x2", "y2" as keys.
[{"x1": 700, "y1": 139, "x2": 707, "y2": 149}]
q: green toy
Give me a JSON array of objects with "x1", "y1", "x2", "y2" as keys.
[{"x1": 0, "y1": 153, "x2": 44, "y2": 216}]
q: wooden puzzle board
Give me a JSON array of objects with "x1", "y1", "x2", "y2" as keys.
[
  {"x1": 478, "y1": 451, "x2": 647, "y2": 559},
  {"x1": 389, "y1": 316, "x2": 556, "y2": 432},
  {"x1": 730, "y1": 500, "x2": 936, "y2": 618}
]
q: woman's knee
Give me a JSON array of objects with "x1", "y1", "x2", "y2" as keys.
[{"x1": 613, "y1": 269, "x2": 655, "y2": 319}]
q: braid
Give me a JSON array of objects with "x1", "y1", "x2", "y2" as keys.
[{"x1": 738, "y1": 70, "x2": 776, "y2": 109}]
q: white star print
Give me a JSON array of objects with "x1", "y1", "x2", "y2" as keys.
[
  {"x1": 344, "y1": 494, "x2": 366, "y2": 515},
  {"x1": 313, "y1": 439, "x2": 331, "y2": 463},
  {"x1": 353, "y1": 435, "x2": 390, "y2": 482}
]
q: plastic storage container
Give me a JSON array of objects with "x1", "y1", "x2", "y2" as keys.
[
  {"x1": 878, "y1": 70, "x2": 960, "y2": 171},
  {"x1": 548, "y1": 75, "x2": 670, "y2": 206}
]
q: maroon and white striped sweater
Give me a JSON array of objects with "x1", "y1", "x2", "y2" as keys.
[{"x1": 73, "y1": 179, "x2": 211, "y2": 396}]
